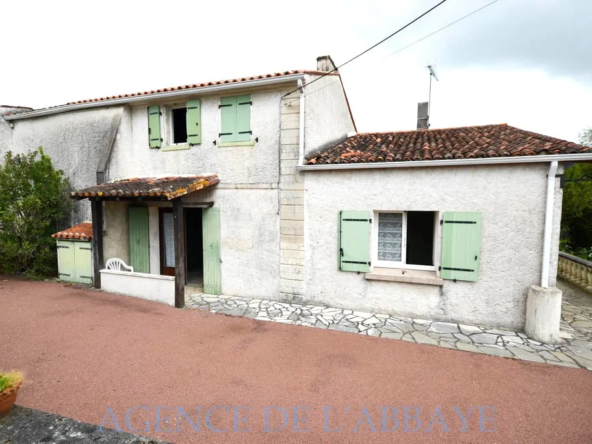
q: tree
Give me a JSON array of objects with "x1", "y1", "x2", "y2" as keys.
[
  {"x1": 0, "y1": 148, "x2": 71, "y2": 276},
  {"x1": 560, "y1": 128, "x2": 592, "y2": 258}
]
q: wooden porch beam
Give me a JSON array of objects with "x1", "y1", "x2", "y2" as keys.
[
  {"x1": 173, "y1": 200, "x2": 186, "y2": 308},
  {"x1": 91, "y1": 200, "x2": 104, "y2": 288}
]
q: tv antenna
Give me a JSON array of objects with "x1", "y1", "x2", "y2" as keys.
[{"x1": 427, "y1": 65, "x2": 439, "y2": 125}]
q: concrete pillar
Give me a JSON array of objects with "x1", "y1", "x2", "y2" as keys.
[{"x1": 525, "y1": 285, "x2": 562, "y2": 344}]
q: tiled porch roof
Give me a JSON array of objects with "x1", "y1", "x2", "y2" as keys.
[
  {"x1": 306, "y1": 124, "x2": 592, "y2": 165},
  {"x1": 52, "y1": 222, "x2": 93, "y2": 240},
  {"x1": 71, "y1": 175, "x2": 219, "y2": 200}
]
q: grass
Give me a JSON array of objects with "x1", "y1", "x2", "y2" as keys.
[{"x1": 0, "y1": 371, "x2": 24, "y2": 393}]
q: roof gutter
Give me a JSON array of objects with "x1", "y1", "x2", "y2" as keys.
[
  {"x1": 4, "y1": 74, "x2": 305, "y2": 121},
  {"x1": 297, "y1": 153, "x2": 592, "y2": 170}
]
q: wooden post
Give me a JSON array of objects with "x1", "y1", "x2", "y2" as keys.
[
  {"x1": 173, "y1": 200, "x2": 186, "y2": 308},
  {"x1": 91, "y1": 200, "x2": 104, "y2": 288}
]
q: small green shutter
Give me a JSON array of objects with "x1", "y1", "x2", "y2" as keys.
[
  {"x1": 186, "y1": 99, "x2": 201, "y2": 145},
  {"x1": 203, "y1": 207, "x2": 221, "y2": 295},
  {"x1": 129, "y1": 207, "x2": 150, "y2": 273},
  {"x1": 57, "y1": 240, "x2": 75, "y2": 281},
  {"x1": 236, "y1": 94, "x2": 251, "y2": 142},
  {"x1": 73, "y1": 242, "x2": 93, "y2": 284},
  {"x1": 220, "y1": 96, "x2": 236, "y2": 143},
  {"x1": 148, "y1": 105, "x2": 162, "y2": 148},
  {"x1": 441, "y1": 212, "x2": 481, "y2": 282},
  {"x1": 339, "y1": 210, "x2": 371, "y2": 272}
]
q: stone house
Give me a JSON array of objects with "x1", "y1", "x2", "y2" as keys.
[{"x1": 1, "y1": 56, "x2": 591, "y2": 340}]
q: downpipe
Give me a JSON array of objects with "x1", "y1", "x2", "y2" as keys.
[{"x1": 541, "y1": 160, "x2": 559, "y2": 288}]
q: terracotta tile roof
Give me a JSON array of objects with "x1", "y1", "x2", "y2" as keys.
[
  {"x1": 4, "y1": 69, "x2": 338, "y2": 117},
  {"x1": 71, "y1": 175, "x2": 219, "y2": 200},
  {"x1": 306, "y1": 124, "x2": 592, "y2": 165},
  {"x1": 65, "y1": 70, "x2": 320, "y2": 105},
  {"x1": 52, "y1": 222, "x2": 93, "y2": 240}
]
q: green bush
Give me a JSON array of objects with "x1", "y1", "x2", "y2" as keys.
[{"x1": 0, "y1": 148, "x2": 71, "y2": 277}]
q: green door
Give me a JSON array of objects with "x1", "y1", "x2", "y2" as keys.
[
  {"x1": 129, "y1": 207, "x2": 150, "y2": 273},
  {"x1": 202, "y1": 207, "x2": 221, "y2": 295},
  {"x1": 57, "y1": 240, "x2": 75, "y2": 282},
  {"x1": 73, "y1": 242, "x2": 93, "y2": 284}
]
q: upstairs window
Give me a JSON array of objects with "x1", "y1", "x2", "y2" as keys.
[
  {"x1": 170, "y1": 107, "x2": 187, "y2": 144},
  {"x1": 147, "y1": 99, "x2": 201, "y2": 149},
  {"x1": 220, "y1": 95, "x2": 252, "y2": 143}
]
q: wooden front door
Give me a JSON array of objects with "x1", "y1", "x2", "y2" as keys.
[{"x1": 159, "y1": 208, "x2": 175, "y2": 276}]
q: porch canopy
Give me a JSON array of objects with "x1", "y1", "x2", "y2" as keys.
[
  {"x1": 71, "y1": 175, "x2": 219, "y2": 201},
  {"x1": 71, "y1": 175, "x2": 219, "y2": 308}
]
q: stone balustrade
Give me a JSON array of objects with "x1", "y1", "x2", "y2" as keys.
[{"x1": 558, "y1": 252, "x2": 592, "y2": 294}]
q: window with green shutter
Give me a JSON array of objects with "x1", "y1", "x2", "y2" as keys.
[
  {"x1": 220, "y1": 95, "x2": 251, "y2": 143},
  {"x1": 339, "y1": 211, "x2": 372, "y2": 272},
  {"x1": 440, "y1": 212, "x2": 481, "y2": 282},
  {"x1": 148, "y1": 105, "x2": 162, "y2": 148},
  {"x1": 186, "y1": 99, "x2": 201, "y2": 145}
]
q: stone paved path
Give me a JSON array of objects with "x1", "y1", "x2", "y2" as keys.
[{"x1": 187, "y1": 281, "x2": 592, "y2": 371}]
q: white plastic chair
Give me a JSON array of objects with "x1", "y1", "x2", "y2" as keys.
[{"x1": 105, "y1": 258, "x2": 134, "y2": 273}]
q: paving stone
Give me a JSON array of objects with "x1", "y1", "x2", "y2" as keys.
[
  {"x1": 565, "y1": 346, "x2": 592, "y2": 361},
  {"x1": 507, "y1": 346, "x2": 545, "y2": 363},
  {"x1": 329, "y1": 323, "x2": 358, "y2": 333},
  {"x1": 429, "y1": 322, "x2": 459, "y2": 334},
  {"x1": 454, "y1": 333, "x2": 472, "y2": 343},
  {"x1": 439, "y1": 341, "x2": 458, "y2": 350},
  {"x1": 411, "y1": 332, "x2": 438, "y2": 345},
  {"x1": 367, "y1": 328, "x2": 381, "y2": 337},
  {"x1": 459, "y1": 324, "x2": 483, "y2": 335},
  {"x1": 568, "y1": 340, "x2": 592, "y2": 350},
  {"x1": 546, "y1": 360, "x2": 580, "y2": 368},
  {"x1": 572, "y1": 321, "x2": 592, "y2": 328},
  {"x1": 401, "y1": 334, "x2": 415, "y2": 343},
  {"x1": 386, "y1": 320, "x2": 415, "y2": 333},
  {"x1": 412, "y1": 323, "x2": 429, "y2": 331},
  {"x1": 382, "y1": 332, "x2": 403, "y2": 340},
  {"x1": 485, "y1": 328, "x2": 518, "y2": 336},
  {"x1": 456, "y1": 342, "x2": 483, "y2": 354},
  {"x1": 314, "y1": 320, "x2": 328, "y2": 329},
  {"x1": 538, "y1": 351, "x2": 559, "y2": 361},
  {"x1": 502, "y1": 335, "x2": 524, "y2": 344},
  {"x1": 352, "y1": 311, "x2": 373, "y2": 318},
  {"x1": 363, "y1": 316, "x2": 383, "y2": 325},
  {"x1": 470, "y1": 333, "x2": 499, "y2": 345}
]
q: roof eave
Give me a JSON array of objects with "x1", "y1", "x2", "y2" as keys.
[
  {"x1": 4, "y1": 74, "x2": 305, "y2": 121},
  {"x1": 297, "y1": 153, "x2": 592, "y2": 171}
]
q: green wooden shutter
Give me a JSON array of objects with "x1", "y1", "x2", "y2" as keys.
[
  {"x1": 148, "y1": 105, "x2": 162, "y2": 148},
  {"x1": 236, "y1": 94, "x2": 251, "y2": 142},
  {"x1": 186, "y1": 99, "x2": 201, "y2": 145},
  {"x1": 57, "y1": 240, "x2": 75, "y2": 282},
  {"x1": 73, "y1": 242, "x2": 93, "y2": 284},
  {"x1": 220, "y1": 96, "x2": 236, "y2": 143},
  {"x1": 129, "y1": 207, "x2": 150, "y2": 273},
  {"x1": 441, "y1": 212, "x2": 481, "y2": 282},
  {"x1": 203, "y1": 207, "x2": 221, "y2": 295},
  {"x1": 339, "y1": 210, "x2": 371, "y2": 272}
]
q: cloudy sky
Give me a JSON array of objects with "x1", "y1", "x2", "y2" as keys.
[{"x1": 3, "y1": 0, "x2": 591, "y2": 143}]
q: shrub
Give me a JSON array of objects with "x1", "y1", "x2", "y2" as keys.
[
  {"x1": 0, "y1": 370, "x2": 24, "y2": 393},
  {"x1": 0, "y1": 148, "x2": 71, "y2": 277}
]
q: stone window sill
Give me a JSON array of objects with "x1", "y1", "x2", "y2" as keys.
[
  {"x1": 162, "y1": 144, "x2": 191, "y2": 152},
  {"x1": 219, "y1": 140, "x2": 255, "y2": 148},
  {"x1": 365, "y1": 267, "x2": 444, "y2": 286}
]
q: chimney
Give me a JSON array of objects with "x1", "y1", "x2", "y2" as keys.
[
  {"x1": 317, "y1": 55, "x2": 337, "y2": 72},
  {"x1": 417, "y1": 102, "x2": 429, "y2": 130}
]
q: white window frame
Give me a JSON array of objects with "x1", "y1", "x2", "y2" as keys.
[
  {"x1": 163, "y1": 103, "x2": 188, "y2": 146},
  {"x1": 372, "y1": 210, "x2": 439, "y2": 272}
]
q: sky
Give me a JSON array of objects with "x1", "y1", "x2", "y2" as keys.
[{"x1": 2, "y1": 0, "x2": 591, "y2": 143}]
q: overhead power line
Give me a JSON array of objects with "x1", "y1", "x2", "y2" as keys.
[
  {"x1": 282, "y1": 0, "x2": 448, "y2": 98},
  {"x1": 384, "y1": 0, "x2": 499, "y2": 59}
]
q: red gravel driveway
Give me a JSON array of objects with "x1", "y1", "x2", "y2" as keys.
[{"x1": 1, "y1": 277, "x2": 592, "y2": 443}]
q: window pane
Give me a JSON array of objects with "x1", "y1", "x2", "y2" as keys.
[
  {"x1": 378, "y1": 213, "x2": 403, "y2": 262},
  {"x1": 172, "y1": 108, "x2": 187, "y2": 144},
  {"x1": 406, "y1": 211, "x2": 435, "y2": 266},
  {"x1": 163, "y1": 212, "x2": 175, "y2": 267}
]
